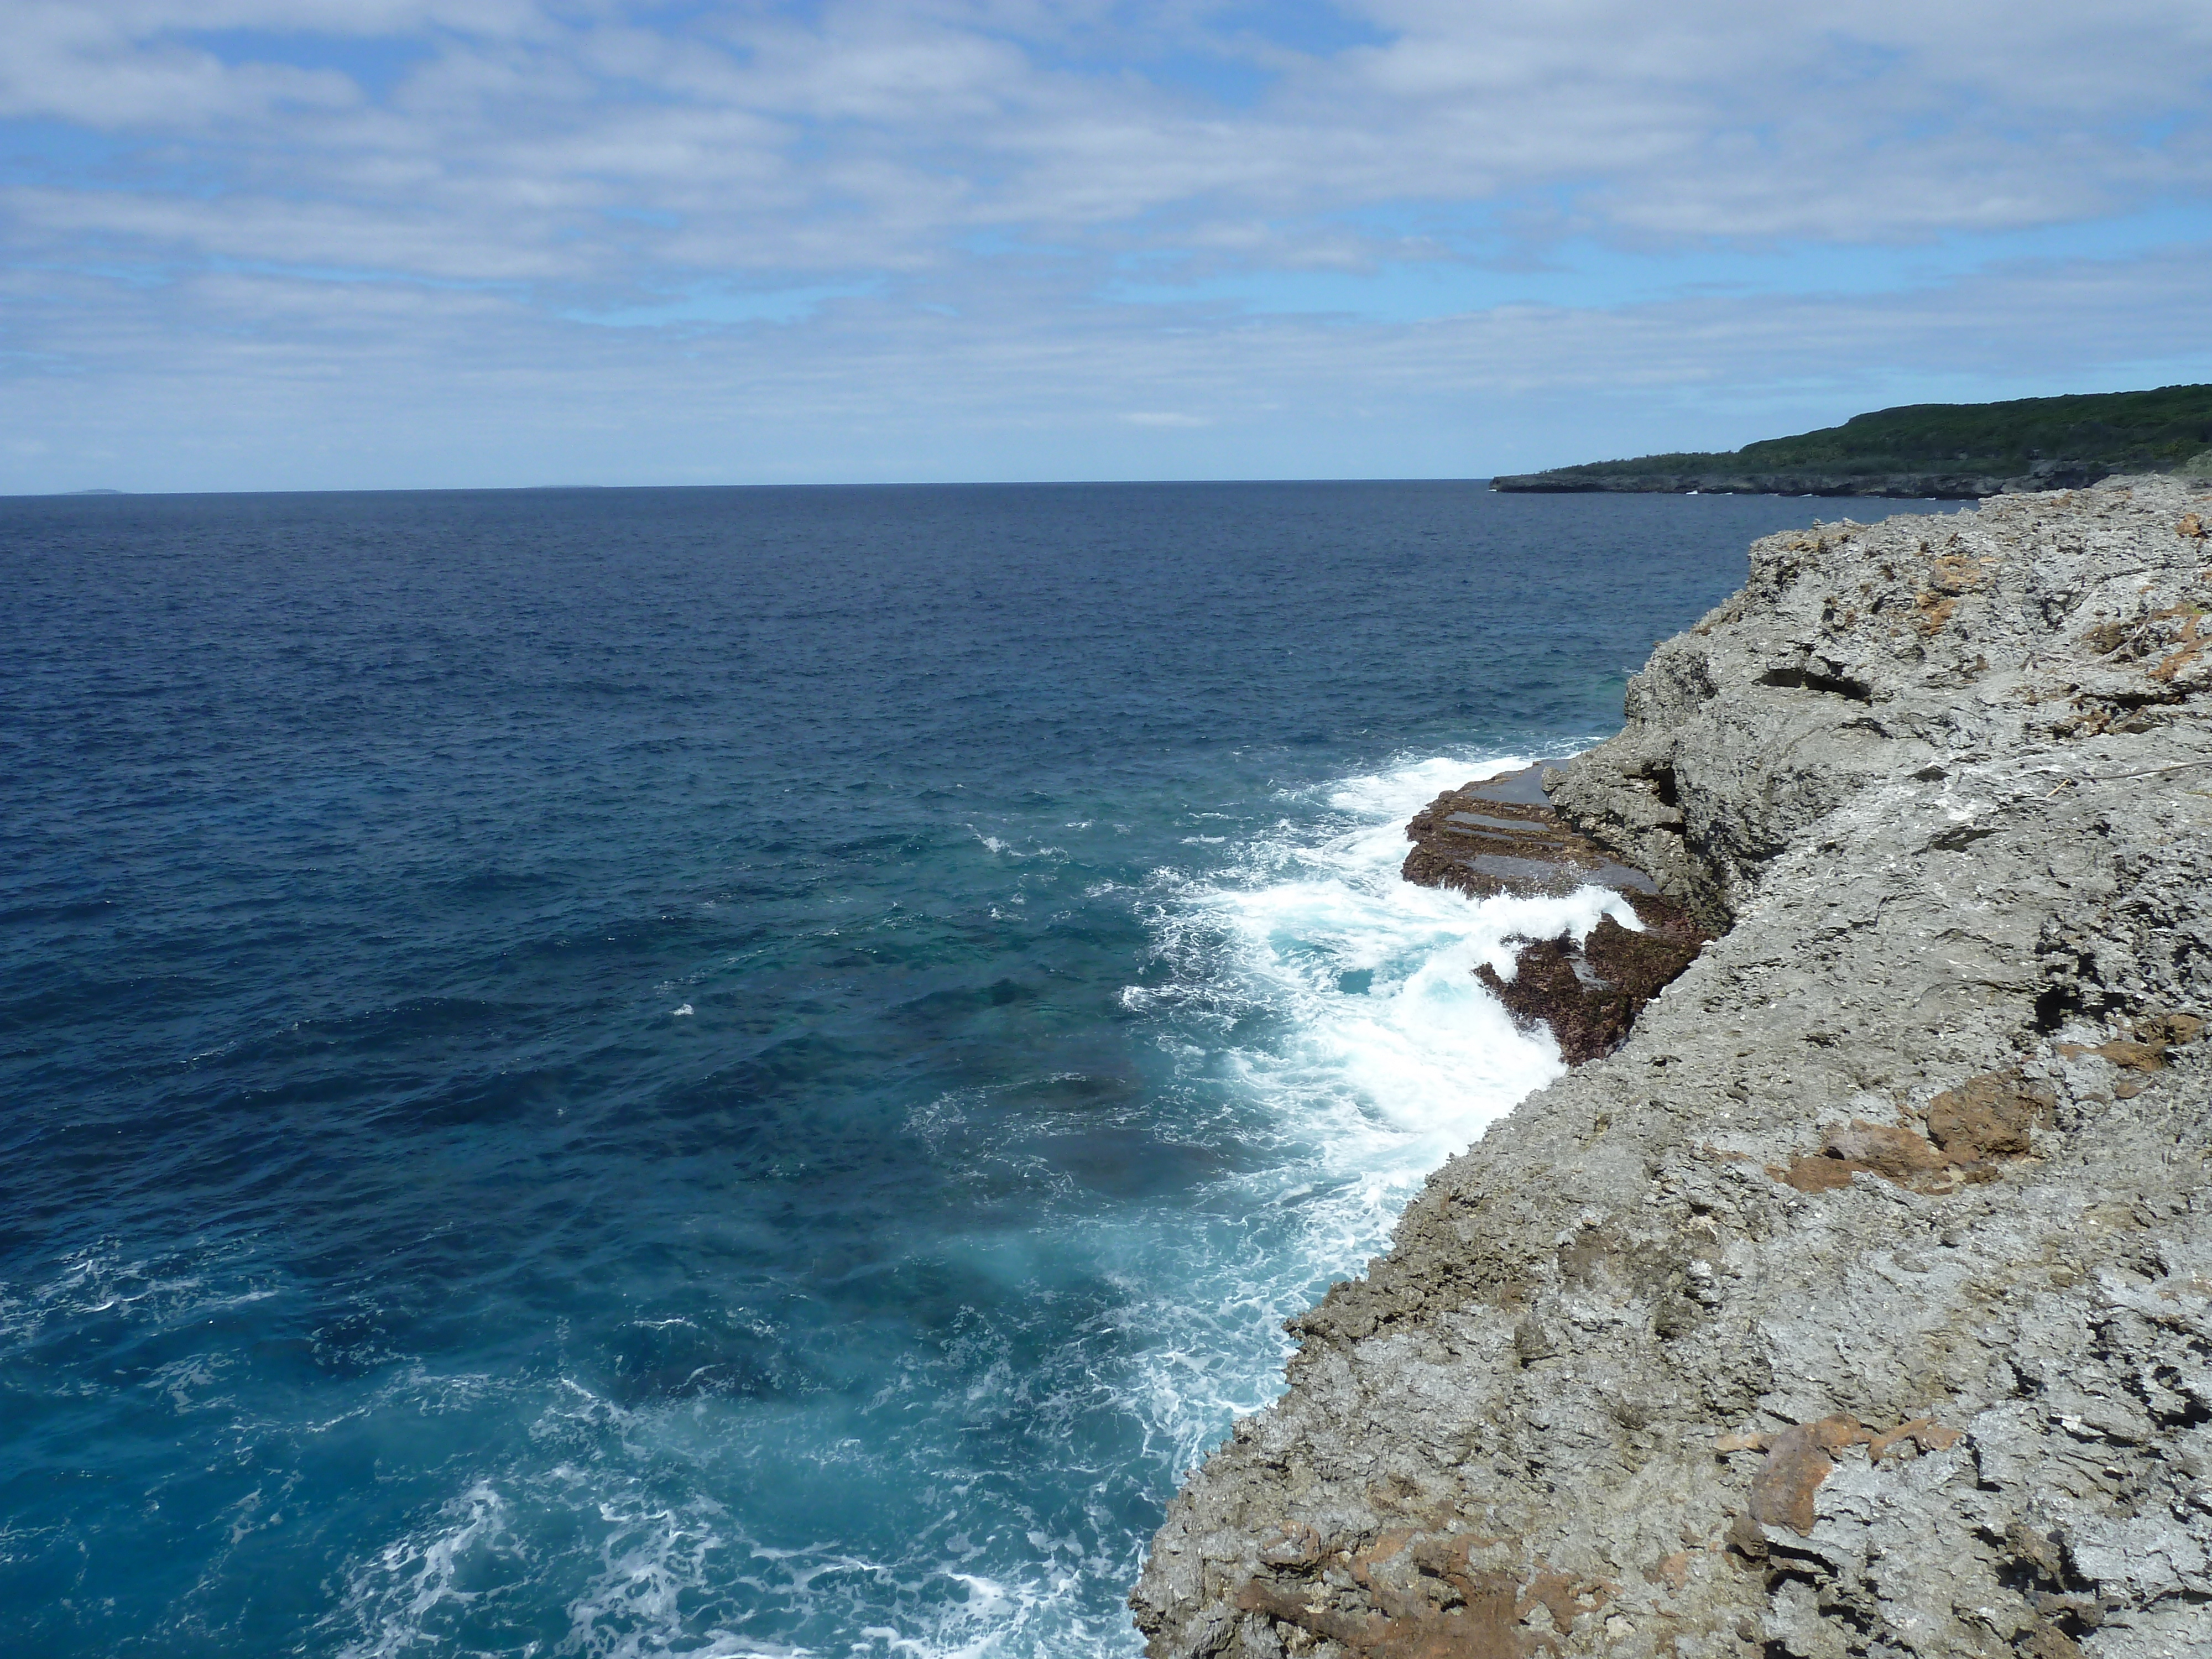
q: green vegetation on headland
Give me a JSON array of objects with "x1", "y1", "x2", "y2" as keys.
[{"x1": 1493, "y1": 383, "x2": 2212, "y2": 499}]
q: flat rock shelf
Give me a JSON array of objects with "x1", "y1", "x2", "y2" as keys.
[
  {"x1": 1131, "y1": 476, "x2": 2212, "y2": 1659},
  {"x1": 1400, "y1": 766, "x2": 1708, "y2": 1065}
]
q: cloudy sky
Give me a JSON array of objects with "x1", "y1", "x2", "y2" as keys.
[{"x1": 4, "y1": 1, "x2": 2211, "y2": 492}]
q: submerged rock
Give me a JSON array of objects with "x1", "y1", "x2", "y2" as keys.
[{"x1": 1133, "y1": 475, "x2": 2212, "y2": 1659}]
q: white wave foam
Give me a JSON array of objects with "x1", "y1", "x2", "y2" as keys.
[
  {"x1": 1203, "y1": 753, "x2": 1630, "y2": 1162},
  {"x1": 0, "y1": 1239, "x2": 282, "y2": 1350},
  {"x1": 1113, "y1": 748, "x2": 1632, "y2": 1478},
  {"x1": 967, "y1": 827, "x2": 1064, "y2": 861},
  {"x1": 1321, "y1": 752, "x2": 1526, "y2": 820},
  {"x1": 328, "y1": 1482, "x2": 523, "y2": 1659}
]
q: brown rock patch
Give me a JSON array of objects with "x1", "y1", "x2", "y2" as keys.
[
  {"x1": 1778, "y1": 1069, "x2": 2053, "y2": 1194},
  {"x1": 1914, "y1": 588, "x2": 1958, "y2": 634},
  {"x1": 1748, "y1": 1415, "x2": 1867, "y2": 1535},
  {"x1": 2136, "y1": 1009, "x2": 2206, "y2": 1045},
  {"x1": 1866, "y1": 1416, "x2": 1961, "y2": 1461},
  {"x1": 1926, "y1": 1071, "x2": 2056, "y2": 1158},
  {"x1": 1776, "y1": 1119, "x2": 1981, "y2": 1194},
  {"x1": 1235, "y1": 1533, "x2": 1609, "y2": 1659},
  {"x1": 1823, "y1": 1119, "x2": 1951, "y2": 1179},
  {"x1": 1725, "y1": 1415, "x2": 1961, "y2": 1545},
  {"x1": 1925, "y1": 552, "x2": 1985, "y2": 594},
  {"x1": 2056, "y1": 1009, "x2": 2203, "y2": 1073}
]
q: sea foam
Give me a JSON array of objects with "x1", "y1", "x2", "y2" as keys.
[{"x1": 1114, "y1": 754, "x2": 1631, "y2": 1472}]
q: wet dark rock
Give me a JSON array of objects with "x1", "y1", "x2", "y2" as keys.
[
  {"x1": 1402, "y1": 766, "x2": 1709, "y2": 1062},
  {"x1": 1401, "y1": 766, "x2": 1658, "y2": 901},
  {"x1": 1473, "y1": 900, "x2": 1708, "y2": 1065}
]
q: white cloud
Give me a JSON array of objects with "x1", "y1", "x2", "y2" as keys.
[
  {"x1": 1, "y1": 0, "x2": 2209, "y2": 486},
  {"x1": 8, "y1": 238, "x2": 2210, "y2": 492}
]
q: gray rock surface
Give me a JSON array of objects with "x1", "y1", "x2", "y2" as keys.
[{"x1": 1131, "y1": 477, "x2": 2212, "y2": 1659}]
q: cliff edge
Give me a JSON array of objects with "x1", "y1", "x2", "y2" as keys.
[{"x1": 1132, "y1": 476, "x2": 2212, "y2": 1658}]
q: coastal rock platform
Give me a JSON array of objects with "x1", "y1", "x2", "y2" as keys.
[{"x1": 1133, "y1": 477, "x2": 2212, "y2": 1658}]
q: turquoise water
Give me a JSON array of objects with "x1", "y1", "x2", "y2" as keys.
[{"x1": 0, "y1": 482, "x2": 1950, "y2": 1655}]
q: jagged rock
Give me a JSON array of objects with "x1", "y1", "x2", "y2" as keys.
[{"x1": 1133, "y1": 476, "x2": 2212, "y2": 1659}]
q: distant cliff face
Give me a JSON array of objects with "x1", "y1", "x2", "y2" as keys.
[
  {"x1": 1493, "y1": 383, "x2": 2212, "y2": 498},
  {"x1": 1489, "y1": 467, "x2": 2105, "y2": 499},
  {"x1": 1133, "y1": 477, "x2": 2212, "y2": 1659}
]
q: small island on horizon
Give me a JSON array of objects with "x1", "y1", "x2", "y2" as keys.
[{"x1": 1494, "y1": 380, "x2": 2212, "y2": 499}]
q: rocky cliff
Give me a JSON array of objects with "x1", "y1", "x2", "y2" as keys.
[{"x1": 1131, "y1": 476, "x2": 2212, "y2": 1658}]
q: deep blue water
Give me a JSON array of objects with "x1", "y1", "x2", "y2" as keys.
[{"x1": 0, "y1": 482, "x2": 1953, "y2": 1656}]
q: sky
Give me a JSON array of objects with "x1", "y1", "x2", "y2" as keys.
[{"x1": 3, "y1": 1, "x2": 2211, "y2": 492}]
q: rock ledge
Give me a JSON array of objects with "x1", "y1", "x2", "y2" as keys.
[{"x1": 1133, "y1": 477, "x2": 2212, "y2": 1659}]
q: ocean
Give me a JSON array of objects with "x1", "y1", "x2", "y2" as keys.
[{"x1": 0, "y1": 482, "x2": 1950, "y2": 1657}]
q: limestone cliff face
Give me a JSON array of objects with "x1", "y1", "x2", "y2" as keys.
[{"x1": 1131, "y1": 478, "x2": 2212, "y2": 1659}]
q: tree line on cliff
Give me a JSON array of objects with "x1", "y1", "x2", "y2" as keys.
[{"x1": 1504, "y1": 381, "x2": 2212, "y2": 489}]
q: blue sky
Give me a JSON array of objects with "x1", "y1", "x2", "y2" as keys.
[{"x1": 3, "y1": 1, "x2": 2210, "y2": 491}]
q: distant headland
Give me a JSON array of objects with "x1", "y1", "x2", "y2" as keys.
[{"x1": 1493, "y1": 381, "x2": 2212, "y2": 498}]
